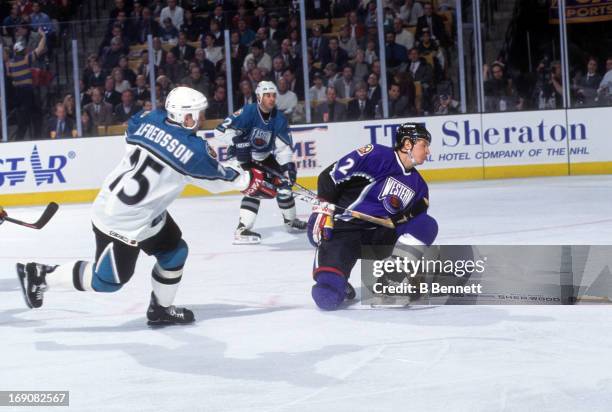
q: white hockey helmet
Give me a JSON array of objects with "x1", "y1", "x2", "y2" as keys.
[
  {"x1": 255, "y1": 81, "x2": 278, "y2": 103},
  {"x1": 165, "y1": 86, "x2": 208, "y2": 130}
]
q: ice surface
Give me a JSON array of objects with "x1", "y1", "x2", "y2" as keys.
[{"x1": 2, "y1": 175, "x2": 612, "y2": 411}]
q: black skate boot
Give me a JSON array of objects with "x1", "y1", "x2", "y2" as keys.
[
  {"x1": 147, "y1": 292, "x2": 195, "y2": 326},
  {"x1": 284, "y1": 218, "x2": 308, "y2": 232},
  {"x1": 233, "y1": 223, "x2": 261, "y2": 245},
  {"x1": 345, "y1": 282, "x2": 356, "y2": 300},
  {"x1": 16, "y1": 262, "x2": 53, "y2": 309}
]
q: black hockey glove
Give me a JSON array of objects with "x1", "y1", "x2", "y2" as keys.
[
  {"x1": 390, "y1": 197, "x2": 429, "y2": 226},
  {"x1": 231, "y1": 129, "x2": 252, "y2": 165}
]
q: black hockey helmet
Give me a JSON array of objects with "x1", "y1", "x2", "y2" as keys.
[{"x1": 395, "y1": 123, "x2": 431, "y2": 149}]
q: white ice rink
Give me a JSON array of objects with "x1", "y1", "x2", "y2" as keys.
[{"x1": 2, "y1": 175, "x2": 612, "y2": 412}]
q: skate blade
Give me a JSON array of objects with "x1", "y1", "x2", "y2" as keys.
[
  {"x1": 233, "y1": 236, "x2": 261, "y2": 245},
  {"x1": 16, "y1": 263, "x2": 34, "y2": 309},
  {"x1": 147, "y1": 319, "x2": 195, "y2": 328}
]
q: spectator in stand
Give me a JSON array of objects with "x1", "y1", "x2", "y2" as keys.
[
  {"x1": 323, "y1": 62, "x2": 340, "y2": 86},
  {"x1": 112, "y1": 67, "x2": 131, "y2": 93},
  {"x1": 7, "y1": 28, "x2": 46, "y2": 141},
  {"x1": 172, "y1": 31, "x2": 195, "y2": 62},
  {"x1": 393, "y1": 18, "x2": 414, "y2": 51},
  {"x1": 270, "y1": 56, "x2": 286, "y2": 83},
  {"x1": 366, "y1": 72, "x2": 382, "y2": 102},
  {"x1": 156, "y1": 74, "x2": 173, "y2": 102},
  {"x1": 160, "y1": 0, "x2": 184, "y2": 31},
  {"x1": 47, "y1": 102, "x2": 76, "y2": 139},
  {"x1": 29, "y1": 1, "x2": 54, "y2": 45},
  {"x1": 194, "y1": 48, "x2": 216, "y2": 84},
  {"x1": 255, "y1": 27, "x2": 279, "y2": 58},
  {"x1": 322, "y1": 37, "x2": 349, "y2": 69},
  {"x1": 110, "y1": 0, "x2": 129, "y2": 20},
  {"x1": 113, "y1": 89, "x2": 141, "y2": 124},
  {"x1": 117, "y1": 55, "x2": 136, "y2": 85},
  {"x1": 143, "y1": 100, "x2": 153, "y2": 111},
  {"x1": 399, "y1": 0, "x2": 423, "y2": 26},
  {"x1": 202, "y1": 33, "x2": 223, "y2": 66},
  {"x1": 160, "y1": 17, "x2": 179, "y2": 44},
  {"x1": 247, "y1": 67, "x2": 264, "y2": 90},
  {"x1": 151, "y1": 37, "x2": 166, "y2": 68},
  {"x1": 338, "y1": 25, "x2": 358, "y2": 60},
  {"x1": 276, "y1": 77, "x2": 298, "y2": 118},
  {"x1": 334, "y1": 65, "x2": 356, "y2": 100},
  {"x1": 2, "y1": 5, "x2": 22, "y2": 39},
  {"x1": 278, "y1": 38, "x2": 299, "y2": 70},
  {"x1": 385, "y1": 31, "x2": 408, "y2": 71},
  {"x1": 309, "y1": 24, "x2": 329, "y2": 64},
  {"x1": 100, "y1": 24, "x2": 129, "y2": 55},
  {"x1": 315, "y1": 85, "x2": 347, "y2": 122},
  {"x1": 181, "y1": 65, "x2": 209, "y2": 96},
  {"x1": 114, "y1": 11, "x2": 136, "y2": 45},
  {"x1": 483, "y1": 61, "x2": 522, "y2": 111},
  {"x1": 84, "y1": 87, "x2": 114, "y2": 129},
  {"x1": 131, "y1": 1, "x2": 143, "y2": 19},
  {"x1": 160, "y1": 51, "x2": 185, "y2": 84},
  {"x1": 84, "y1": 60, "x2": 106, "y2": 90},
  {"x1": 101, "y1": 37, "x2": 124, "y2": 71},
  {"x1": 289, "y1": 29, "x2": 301, "y2": 57},
  {"x1": 309, "y1": 72, "x2": 327, "y2": 103},
  {"x1": 417, "y1": 28, "x2": 445, "y2": 81},
  {"x1": 434, "y1": 91, "x2": 459, "y2": 115},
  {"x1": 14, "y1": 24, "x2": 41, "y2": 53},
  {"x1": 407, "y1": 47, "x2": 434, "y2": 109},
  {"x1": 347, "y1": 82, "x2": 375, "y2": 120},
  {"x1": 80, "y1": 110, "x2": 96, "y2": 137},
  {"x1": 79, "y1": 79, "x2": 92, "y2": 108},
  {"x1": 376, "y1": 83, "x2": 410, "y2": 118},
  {"x1": 135, "y1": 50, "x2": 154, "y2": 81},
  {"x1": 235, "y1": 79, "x2": 257, "y2": 110},
  {"x1": 364, "y1": 39, "x2": 378, "y2": 64},
  {"x1": 307, "y1": 0, "x2": 331, "y2": 19},
  {"x1": 62, "y1": 94, "x2": 76, "y2": 122},
  {"x1": 597, "y1": 57, "x2": 612, "y2": 104},
  {"x1": 364, "y1": 1, "x2": 378, "y2": 27},
  {"x1": 136, "y1": 7, "x2": 161, "y2": 44},
  {"x1": 283, "y1": 67, "x2": 304, "y2": 100},
  {"x1": 243, "y1": 41, "x2": 272, "y2": 75},
  {"x1": 351, "y1": 48, "x2": 370, "y2": 82},
  {"x1": 573, "y1": 57, "x2": 602, "y2": 107},
  {"x1": 208, "y1": 6, "x2": 225, "y2": 34},
  {"x1": 103, "y1": 76, "x2": 121, "y2": 107},
  {"x1": 416, "y1": 2, "x2": 449, "y2": 47},
  {"x1": 238, "y1": 18, "x2": 256, "y2": 47},
  {"x1": 205, "y1": 85, "x2": 228, "y2": 119},
  {"x1": 132, "y1": 74, "x2": 150, "y2": 106},
  {"x1": 252, "y1": 6, "x2": 268, "y2": 31},
  {"x1": 180, "y1": 9, "x2": 203, "y2": 42},
  {"x1": 267, "y1": 14, "x2": 286, "y2": 43},
  {"x1": 347, "y1": 11, "x2": 366, "y2": 41}
]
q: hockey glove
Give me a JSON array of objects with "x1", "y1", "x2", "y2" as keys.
[
  {"x1": 231, "y1": 129, "x2": 252, "y2": 165},
  {"x1": 307, "y1": 202, "x2": 335, "y2": 247},
  {"x1": 241, "y1": 166, "x2": 278, "y2": 199},
  {"x1": 0, "y1": 206, "x2": 6, "y2": 225},
  {"x1": 276, "y1": 162, "x2": 297, "y2": 196},
  {"x1": 390, "y1": 197, "x2": 429, "y2": 226}
]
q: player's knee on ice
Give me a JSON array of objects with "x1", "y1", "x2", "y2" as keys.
[
  {"x1": 396, "y1": 214, "x2": 438, "y2": 246},
  {"x1": 92, "y1": 248, "x2": 125, "y2": 292},
  {"x1": 312, "y1": 271, "x2": 348, "y2": 310},
  {"x1": 154, "y1": 239, "x2": 189, "y2": 270}
]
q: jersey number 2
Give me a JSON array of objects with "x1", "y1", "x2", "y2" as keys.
[
  {"x1": 109, "y1": 148, "x2": 164, "y2": 205},
  {"x1": 337, "y1": 158, "x2": 355, "y2": 175}
]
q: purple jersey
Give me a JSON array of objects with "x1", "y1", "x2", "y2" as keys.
[{"x1": 322, "y1": 144, "x2": 429, "y2": 222}]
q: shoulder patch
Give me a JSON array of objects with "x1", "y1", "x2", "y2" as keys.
[
  {"x1": 356, "y1": 144, "x2": 374, "y2": 156},
  {"x1": 233, "y1": 108, "x2": 243, "y2": 116}
]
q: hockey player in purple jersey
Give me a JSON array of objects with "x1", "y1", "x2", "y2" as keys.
[{"x1": 307, "y1": 123, "x2": 438, "y2": 310}]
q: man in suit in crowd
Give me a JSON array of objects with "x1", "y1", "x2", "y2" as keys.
[
  {"x1": 84, "y1": 87, "x2": 114, "y2": 129},
  {"x1": 315, "y1": 85, "x2": 347, "y2": 122},
  {"x1": 347, "y1": 83, "x2": 375, "y2": 120}
]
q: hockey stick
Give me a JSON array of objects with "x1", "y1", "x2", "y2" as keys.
[
  {"x1": 254, "y1": 162, "x2": 396, "y2": 229},
  {"x1": 3, "y1": 202, "x2": 59, "y2": 229}
]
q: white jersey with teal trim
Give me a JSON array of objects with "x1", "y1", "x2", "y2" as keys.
[{"x1": 92, "y1": 109, "x2": 247, "y2": 243}]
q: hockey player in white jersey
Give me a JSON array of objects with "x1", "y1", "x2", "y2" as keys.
[
  {"x1": 16, "y1": 87, "x2": 278, "y2": 325},
  {"x1": 214, "y1": 81, "x2": 307, "y2": 244}
]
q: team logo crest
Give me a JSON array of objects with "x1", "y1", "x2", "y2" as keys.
[
  {"x1": 357, "y1": 144, "x2": 373, "y2": 156},
  {"x1": 378, "y1": 177, "x2": 415, "y2": 214},
  {"x1": 250, "y1": 128, "x2": 272, "y2": 148},
  {"x1": 233, "y1": 109, "x2": 243, "y2": 116}
]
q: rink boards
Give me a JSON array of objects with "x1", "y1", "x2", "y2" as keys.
[{"x1": 0, "y1": 107, "x2": 610, "y2": 206}]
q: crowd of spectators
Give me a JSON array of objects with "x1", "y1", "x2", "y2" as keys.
[{"x1": 1, "y1": 0, "x2": 611, "y2": 140}]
